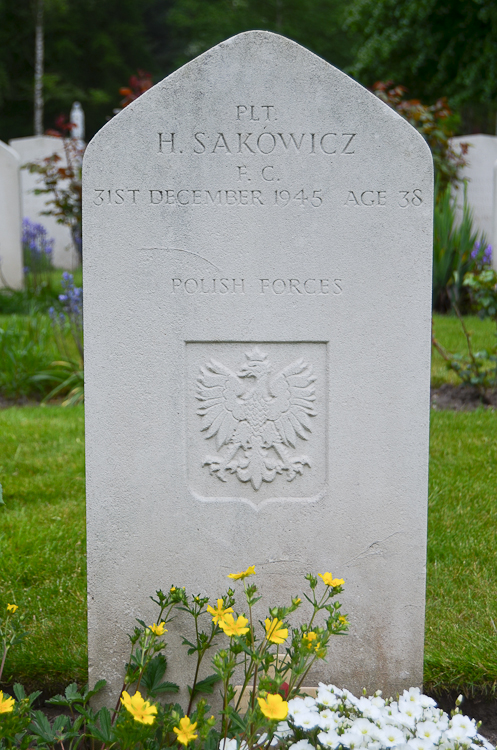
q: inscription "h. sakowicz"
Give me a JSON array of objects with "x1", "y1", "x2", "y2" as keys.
[{"x1": 158, "y1": 132, "x2": 356, "y2": 155}]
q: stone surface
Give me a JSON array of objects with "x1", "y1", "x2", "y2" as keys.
[
  {"x1": 493, "y1": 159, "x2": 497, "y2": 272},
  {"x1": 451, "y1": 134, "x2": 497, "y2": 248},
  {"x1": 9, "y1": 135, "x2": 79, "y2": 270},
  {"x1": 83, "y1": 31, "x2": 433, "y2": 705},
  {"x1": 0, "y1": 140, "x2": 23, "y2": 289}
]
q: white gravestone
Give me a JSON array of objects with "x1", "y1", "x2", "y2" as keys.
[
  {"x1": 9, "y1": 135, "x2": 79, "y2": 270},
  {"x1": 0, "y1": 140, "x2": 23, "y2": 290},
  {"x1": 493, "y1": 159, "x2": 497, "y2": 272},
  {"x1": 83, "y1": 32, "x2": 433, "y2": 704},
  {"x1": 451, "y1": 134, "x2": 497, "y2": 245}
]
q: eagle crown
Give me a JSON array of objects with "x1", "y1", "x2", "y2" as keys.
[{"x1": 237, "y1": 348, "x2": 272, "y2": 379}]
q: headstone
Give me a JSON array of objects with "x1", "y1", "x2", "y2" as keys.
[
  {"x1": 493, "y1": 159, "x2": 497, "y2": 272},
  {"x1": 0, "y1": 140, "x2": 23, "y2": 290},
  {"x1": 451, "y1": 134, "x2": 497, "y2": 244},
  {"x1": 70, "y1": 101, "x2": 85, "y2": 141},
  {"x1": 83, "y1": 31, "x2": 433, "y2": 705},
  {"x1": 9, "y1": 135, "x2": 79, "y2": 270}
]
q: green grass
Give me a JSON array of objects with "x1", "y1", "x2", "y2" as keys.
[
  {"x1": 425, "y1": 409, "x2": 497, "y2": 697},
  {"x1": 0, "y1": 404, "x2": 496, "y2": 697},
  {"x1": 0, "y1": 406, "x2": 86, "y2": 691},
  {"x1": 431, "y1": 313, "x2": 496, "y2": 387}
]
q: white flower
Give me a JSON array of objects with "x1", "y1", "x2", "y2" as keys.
[
  {"x1": 355, "y1": 697, "x2": 382, "y2": 720},
  {"x1": 339, "y1": 730, "x2": 365, "y2": 748},
  {"x1": 342, "y1": 689, "x2": 361, "y2": 707},
  {"x1": 450, "y1": 714, "x2": 477, "y2": 738},
  {"x1": 274, "y1": 721, "x2": 292, "y2": 739},
  {"x1": 317, "y1": 686, "x2": 341, "y2": 709},
  {"x1": 446, "y1": 725, "x2": 475, "y2": 744},
  {"x1": 293, "y1": 711, "x2": 321, "y2": 730},
  {"x1": 302, "y1": 695, "x2": 319, "y2": 710},
  {"x1": 392, "y1": 712, "x2": 416, "y2": 730},
  {"x1": 319, "y1": 710, "x2": 341, "y2": 730},
  {"x1": 317, "y1": 729, "x2": 342, "y2": 749},
  {"x1": 416, "y1": 721, "x2": 441, "y2": 743},
  {"x1": 288, "y1": 698, "x2": 312, "y2": 717},
  {"x1": 371, "y1": 695, "x2": 386, "y2": 708},
  {"x1": 475, "y1": 734, "x2": 495, "y2": 750},
  {"x1": 398, "y1": 699, "x2": 424, "y2": 720},
  {"x1": 378, "y1": 725, "x2": 407, "y2": 747},
  {"x1": 288, "y1": 741, "x2": 314, "y2": 750},
  {"x1": 219, "y1": 740, "x2": 247, "y2": 750},
  {"x1": 407, "y1": 739, "x2": 433, "y2": 750},
  {"x1": 351, "y1": 718, "x2": 382, "y2": 740}
]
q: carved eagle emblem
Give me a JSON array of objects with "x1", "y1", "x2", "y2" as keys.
[{"x1": 196, "y1": 348, "x2": 316, "y2": 490}]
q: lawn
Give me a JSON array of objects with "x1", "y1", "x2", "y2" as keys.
[{"x1": 0, "y1": 315, "x2": 495, "y2": 696}]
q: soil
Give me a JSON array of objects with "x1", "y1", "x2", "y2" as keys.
[{"x1": 431, "y1": 384, "x2": 497, "y2": 411}]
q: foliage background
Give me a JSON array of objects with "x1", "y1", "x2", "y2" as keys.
[{"x1": 1, "y1": 0, "x2": 496, "y2": 142}]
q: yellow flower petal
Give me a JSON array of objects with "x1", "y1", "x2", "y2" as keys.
[
  {"x1": 227, "y1": 565, "x2": 256, "y2": 580},
  {"x1": 173, "y1": 716, "x2": 198, "y2": 745},
  {"x1": 257, "y1": 693, "x2": 288, "y2": 721},
  {"x1": 264, "y1": 618, "x2": 288, "y2": 644},
  {"x1": 6, "y1": 604, "x2": 18, "y2": 613},
  {"x1": 206, "y1": 599, "x2": 234, "y2": 625},
  {"x1": 148, "y1": 622, "x2": 167, "y2": 636},
  {"x1": 0, "y1": 691, "x2": 14, "y2": 714},
  {"x1": 218, "y1": 613, "x2": 250, "y2": 637},
  {"x1": 120, "y1": 690, "x2": 157, "y2": 725},
  {"x1": 318, "y1": 572, "x2": 344, "y2": 587}
]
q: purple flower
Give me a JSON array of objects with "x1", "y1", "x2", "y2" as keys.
[
  {"x1": 471, "y1": 240, "x2": 492, "y2": 267},
  {"x1": 22, "y1": 218, "x2": 54, "y2": 267}
]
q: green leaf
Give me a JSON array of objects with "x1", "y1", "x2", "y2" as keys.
[
  {"x1": 84, "y1": 679, "x2": 107, "y2": 701},
  {"x1": 141, "y1": 654, "x2": 179, "y2": 697},
  {"x1": 30, "y1": 710, "x2": 56, "y2": 742},
  {"x1": 188, "y1": 673, "x2": 221, "y2": 698},
  {"x1": 91, "y1": 706, "x2": 115, "y2": 743}
]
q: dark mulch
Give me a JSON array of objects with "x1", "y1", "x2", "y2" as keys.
[{"x1": 431, "y1": 384, "x2": 497, "y2": 411}]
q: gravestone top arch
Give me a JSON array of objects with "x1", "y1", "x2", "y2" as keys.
[{"x1": 83, "y1": 31, "x2": 433, "y2": 704}]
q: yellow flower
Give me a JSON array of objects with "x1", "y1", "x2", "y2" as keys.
[
  {"x1": 120, "y1": 690, "x2": 157, "y2": 724},
  {"x1": 0, "y1": 692, "x2": 14, "y2": 714},
  {"x1": 148, "y1": 622, "x2": 167, "y2": 636},
  {"x1": 6, "y1": 604, "x2": 18, "y2": 613},
  {"x1": 173, "y1": 716, "x2": 198, "y2": 745},
  {"x1": 303, "y1": 630, "x2": 318, "y2": 648},
  {"x1": 257, "y1": 693, "x2": 288, "y2": 721},
  {"x1": 264, "y1": 618, "x2": 288, "y2": 644},
  {"x1": 339, "y1": 616, "x2": 348, "y2": 625},
  {"x1": 170, "y1": 586, "x2": 176, "y2": 592},
  {"x1": 218, "y1": 613, "x2": 250, "y2": 637},
  {"x1": 207, "y1": 599, "x2": 234, "y2": 625},
  {"x1": 318, "y1": 573, "x2": 344, "y2": 587},
  {"x1": 227, "y1": 565, "x2": 256, "y2": 580}
]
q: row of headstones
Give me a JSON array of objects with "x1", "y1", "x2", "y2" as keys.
[
  {"x1": 0, "y1": 135, "x2": 80, "y2": 290},
  {"x1": 451, "y1": 134, "x2": 497, "y2": 271}
]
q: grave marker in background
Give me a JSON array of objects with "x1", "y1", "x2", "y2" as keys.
[
  {"x1": 0, "y1": 140, "x2": 23, "y2": 290},
  {"x1": 83, "y1": 32, "x2": 433, "y2": 704},
  {"x1": 451, "y1": 134, "x2": 497, "y2": 246},
  {"x1": 9, "y1": 135, "x2": 79, "y2": 271}
]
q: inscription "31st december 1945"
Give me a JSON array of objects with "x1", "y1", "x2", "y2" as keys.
[{"x1": 93, "y1": 188, "x2": 424, "y2": 208}]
